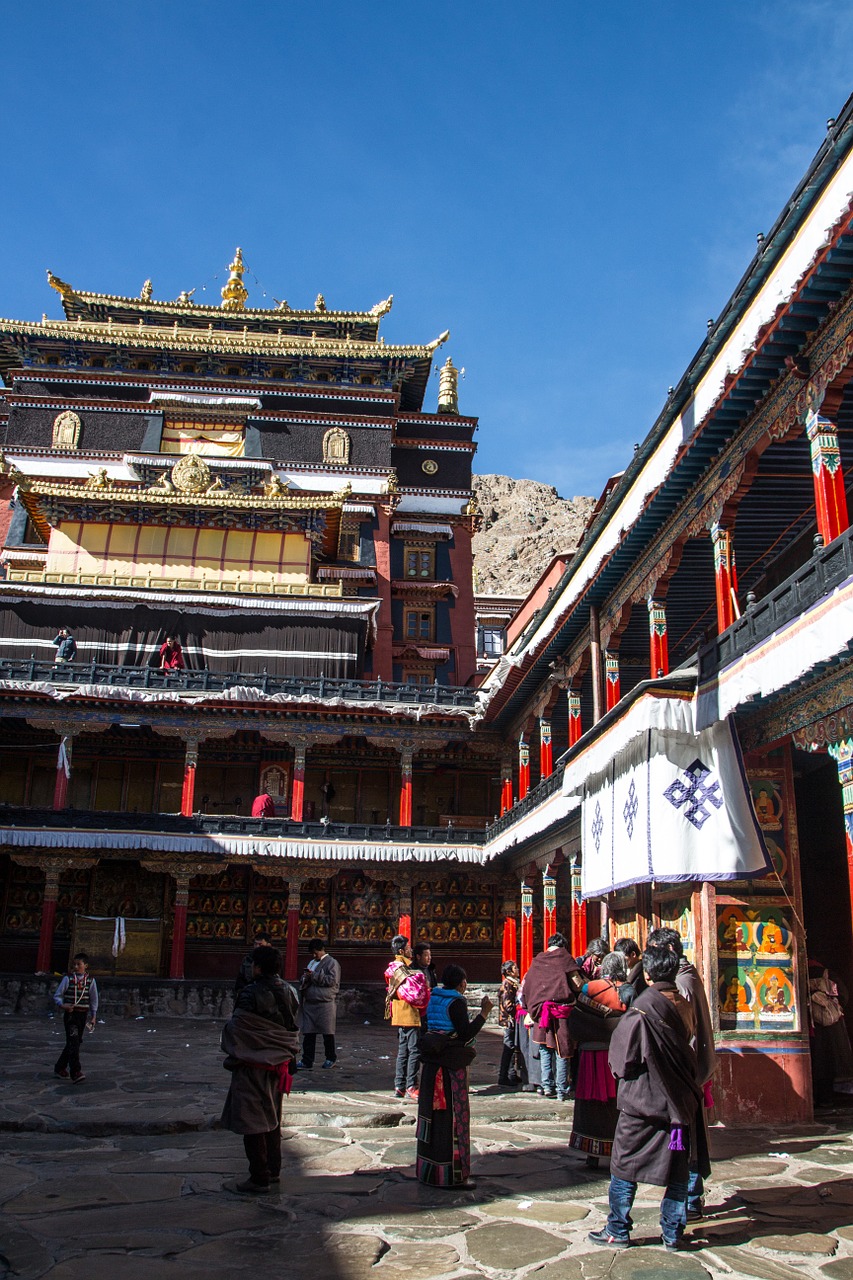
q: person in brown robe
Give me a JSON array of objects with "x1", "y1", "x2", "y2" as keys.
[
  {"x1": 520, "y1": 932, "x2": 583, "y2": 1099},
  {"x1": 220, "y1": 946, "x2": 300, "y2": 1193},
  {"x1": 588, "y1": 945, "x2": 705, "y2": 1251},
  {"x1": 648, "y1": 926, "x2": 716, "y2": 1218}
]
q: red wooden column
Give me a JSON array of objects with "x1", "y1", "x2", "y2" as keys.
[
  {"x1": 829, "y1": 739, "x2": 853, "y2": 929},
  {"x1": 500, "y1": 755, "x2": 514, "y2": 816},
  {"x1": 543, "y1": 852, "x2": 562, "y2": 941},
  {"x1": 647, "y1": 599, "x2": 670, "y2": 678},
  {"x1": 285, "y1": 878, "x2": 302, "y2": 980},
  {"x1": 807, "y1": 409, "x2": 850, "y2": 545},
  {"x1": 397, "y1": 889, "x2": 413, "y2": 944},
  {"x1": 711, "y1": 522, "x2": 739, "y2": 632},
  {"x1": 36, "y1": 863, "x2": 63, "y2": 973},
  {"x1": 501, "y1": 888, "x2": 518, "y2": 964},
  {"x1": 373, "y1": 500, "x2": 395, "y2": 681},
  {"x1": 604, "y1": 651, "x2": 621, "y2": 711},
  {"x1": 518, "y1": 735, "x2": 530, "y2": 802},
  {"x1": 539, "y1": 717, "x2": 553, "y2": 778},
  {"x1": 180, "y1": 739, "x2": 199, "y2": 817},
  {"x1": 520, "y1": 873, "x2": 535, "y2": 977},
  {"x1": 570, "y1": 856, "x2": 588, "y2": 958},
  {"x1": 290, "y1": 740, "x2": 307, "y2": 822},
  {"x1": 53, "y1": 735, "x2": 72, "y2": 810},
  {"x1": 398, "y1": 744, "x2": 413, "y2": 827},
  {"x1": 169, "y1": 871, "x2": 191, "y2": 980},
  {"x1": 568, "y1": 689, "x2": 582, "y2": 747}
]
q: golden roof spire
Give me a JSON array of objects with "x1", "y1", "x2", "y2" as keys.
[
  {"x1": 220, "y1": 248, "x2": 248, "y2": 311},
  {"x1": 437, "y1": 354, "x2": 462, "y2": 415}
]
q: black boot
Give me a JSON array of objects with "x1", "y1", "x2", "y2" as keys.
[{"x1": 498, "y1": 1045, "x2": 517, "y2": 1087}]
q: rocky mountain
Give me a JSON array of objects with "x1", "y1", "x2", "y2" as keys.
[{"x1": 471, "y1": 474, "x2": 596, "y2": 597}]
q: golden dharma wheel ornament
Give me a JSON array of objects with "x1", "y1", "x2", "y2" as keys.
[{"x1": 171, "y1": 453, "x2": 212, "y2": 494}]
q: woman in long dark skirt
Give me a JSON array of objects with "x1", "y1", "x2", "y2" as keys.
[
  {"x1": 569, "y1": 952, "x2": 632, "y2": 1167},
  {"x1": 416, "y1": 964, "x2": 493, "y2": 1188}
]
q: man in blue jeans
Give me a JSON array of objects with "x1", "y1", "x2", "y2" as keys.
[{"x1": 588, "y1": 945, "x2": 705, "y2": 1251}]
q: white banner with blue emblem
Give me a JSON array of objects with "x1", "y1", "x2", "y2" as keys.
[{"x1": 561, "y1": 691, "x2": 771, "y2": 899}]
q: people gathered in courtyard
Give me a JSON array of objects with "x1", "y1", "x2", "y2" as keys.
[{"x1": 50, "y1": 926, "x2": 719, "y2": 1228}]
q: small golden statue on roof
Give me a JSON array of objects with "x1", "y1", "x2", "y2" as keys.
[
  {"x1": 176, "y1": 289, "x2": 195, "y2": 306},
  {"x1": 147, "y1": 471, "x2": 175, "y2": 494},
  {"x1": 437, "y1": 355, "x2": 463, "y2": 415},
  {"x1": 46, "y1": 270, "x2": 75, "y2": 302},
  {"x1": 314, "y1": 294, "x2": 327, "y2": 313},
  {"x1": 386, "y1": 468, "x2": 399, "y2": 495},
  {"x1": 369, "y1": 295, "x2": 393, "y2": 317},
  {"x1": 86, "y1": 468, "x2": 110, "y2": 489},
  {"x1": 221, "y1": 248, "x2": 248, "y2": 311},
  {"x1": 140, "y1": 280, "x2": 153, "y2": 301},
  {"x1": 264, "y1": 473, "x2": 290, "y2": 497}
]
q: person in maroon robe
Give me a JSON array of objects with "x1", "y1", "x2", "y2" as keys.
[
  {"x1": 588, "y1": 945, "x2": 706, "y2": 1252},
  {"x1": 519, "y1": 932, "x2": 583, "y2": 1100}
]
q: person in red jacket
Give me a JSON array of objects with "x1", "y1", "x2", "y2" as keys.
[{"x1": 159, "y1": 636, "x2": 185, "y2": 670}]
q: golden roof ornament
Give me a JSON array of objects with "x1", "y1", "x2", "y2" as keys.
[
  {"x1": 220, "y1": 248, "x2": 248, "y2": 311},
  {"x1": 46, "y1": 270, "x2": 75, "y2": 302},
  {"x1": 437, "y1": 354, "x2": 463, "y2": 415},
  {"x1": 314, "y1": 293, "x2": 327, "y2": 313},
  {"x1": 369, "y1": 295, "x2": 393, "y2": 317},
  {"x1": 177, "y1": 289, "x2": 195, "y2": 306},
  {"x1": 171, "y1": 453, "x2": 212, "y2": 494},
  {"x1": 140, "y1": 280, "x2": 153, "y2": 301}
]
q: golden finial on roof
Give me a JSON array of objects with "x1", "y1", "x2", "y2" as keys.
[
  {"x1": 369, "y1": 295, "x2": 393, "y2": 317},
  {"x1": 221, "y1": 248, "x2": 248, "y2": 311},
  {"x1": 386, "y1": 468, "x2": 399, "y2": 495},
  {"x1": 140, "y1": 280, "x2": 153, "y2": 301},
  {"x1": 46, "y1": 270, "x2": 75, "y2": 302},
  {"x1": 437, "y1": 354, "x2": 464, "y2": 415},
  {"x1": 314, "y1": 293, "x2": 327, "y2": 312}
]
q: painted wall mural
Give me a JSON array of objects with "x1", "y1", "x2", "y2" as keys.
[{"x1": 716, "y1": 902, "x2": 797, "y2": 1031}]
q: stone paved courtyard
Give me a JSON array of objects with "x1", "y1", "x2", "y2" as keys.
[{"x1": 1, "y1": 1010, "x2": 853, "y2": 1280}]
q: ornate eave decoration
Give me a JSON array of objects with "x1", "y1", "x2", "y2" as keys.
[
  {"x1": 48, "y1": 267, "x2": 394, "y2": 325},
  {"x1": 0, "y1": 315, "x2": 448, "y2": 363}
]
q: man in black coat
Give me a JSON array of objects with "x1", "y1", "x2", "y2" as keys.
[{"x1": 588, "y1": 945, "x2": 706, "y2": 1251}]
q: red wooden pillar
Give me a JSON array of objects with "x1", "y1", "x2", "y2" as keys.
[
  {"x1": 398, "y1": 881, "x2": 413, "y2": 941},
  {"x1": 570, "y1": 856, "x2": 587, "y2": 958},
  {"x1": 285, "y1": 879, "x2": 301, "y2": 981},
  {"x1": 290, "y1": 741, "x2": 307, "y2": 822},
  {"x1": 180, "y1": 739, "x2": 199, "y2": 817},
  {"x1": 399, "y1": 745, "x2": 413, "y2": 827},
  {"x1": 647, "y1": 599, "x2": 670, "y2": 678},
  {"x1": 543, "y1": 862, "x2": 557, "y2": 942},
  {"x1": 604, "y1": 651, "x2": 621, "y2": 711},
  {"x1": 169, "y1": 872, "x2": 190, "y2": 980},
  {"x1": 36, "y1": 864, "x2": 62, "y2": 973},
  {"x1": 53, "y1": 735, "x2": 72, "y2": 810},
  {"x1": 568, "y1": 689, "x2": 582, "y2": 747},
  {"x1": 829, "y1": 739, "x2": 853, "y2": 930},
  {"x1": 539, "y1": 717, "x2": 553, "y2": 778},
  {"x1": 373, "y1": 502, "x2": 395, "y2": 681},
  {"x1": 501, "y1": 915, "x2": 517, "y2": 964},
  {"x1": 807, "y1": 409, "x2": 850, "y2": 545},
  {"x1": 711, "y1": 522, "x2": 739, "y2": 632},
  {"x1": 520, "y1": 875, "x2": 535, "y2": 978},
  {"x1": 518, "y1": 735, "x2": 530, "y2": 802},
  {"x1": 500, "y1": 756, "x2": 514, "y2": 816}
]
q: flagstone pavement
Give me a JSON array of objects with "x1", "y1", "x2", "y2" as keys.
[{"x1": 1, "y1": 1010, "x2": 853, "y2": 1280}]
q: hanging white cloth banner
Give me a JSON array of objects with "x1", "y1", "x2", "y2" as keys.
[
  {"x1": 112, "y1": 917, "x2": 126, "y2": 957},
  {"x1": 57, "y1": 736, "x2": 71, "y2": 780},
  {"x1": 562, "y1": 690, "x2": 771, "y2": 899}
]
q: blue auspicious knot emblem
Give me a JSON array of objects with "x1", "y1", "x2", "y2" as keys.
[
  {"x1": 591, "y1": 801, "x2": 604, "y2": 852},
  {"x1": 664, "y1": 757, "x2": 724, "y2": 830},
  {"x1": 623, "y1": 778, "x2": 639, "y2": 839}
]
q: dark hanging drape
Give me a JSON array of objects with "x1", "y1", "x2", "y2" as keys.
[{"x1": 0, "y1": 599, "x2": 366, "y2": 678}]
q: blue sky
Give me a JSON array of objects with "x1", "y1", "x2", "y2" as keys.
[{"x1": 3, "y1": 3, "x2": 853, "y2": 499}]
